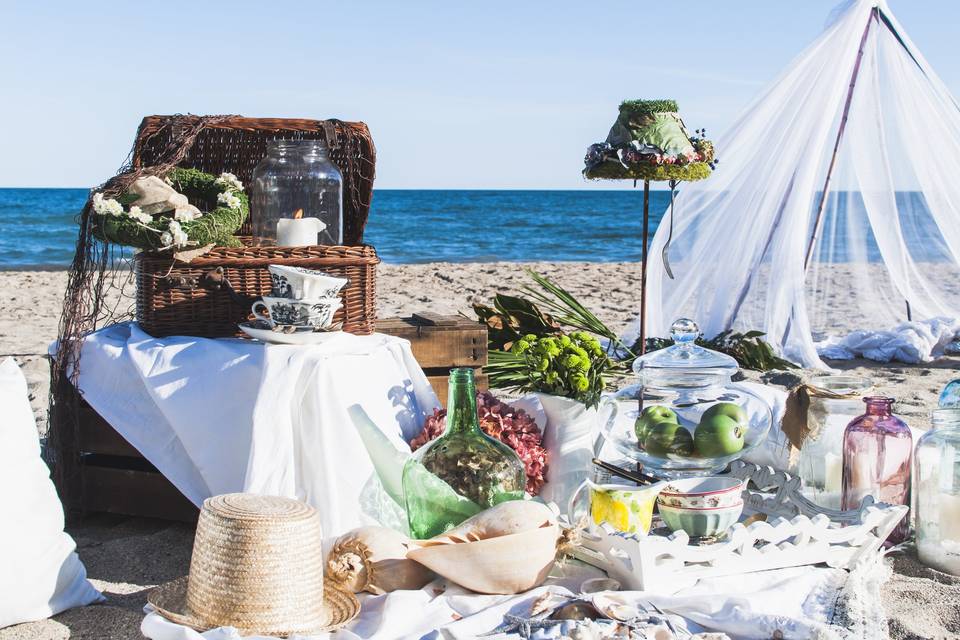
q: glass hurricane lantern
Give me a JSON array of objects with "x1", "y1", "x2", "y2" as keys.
[
  {"x1": 915, "y1": 408, "x2": 960, "y2": 575},
  {"x1": 251, "y1": 139, "x2": 343, "y2": 247}
]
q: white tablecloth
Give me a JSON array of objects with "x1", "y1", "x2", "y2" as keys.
[
  {"x1": 141, "y1": 555, "x2": 892, "y2": 639},
  {"x1": 66, "y1": 322, "x2": 440, "y2": 535}
]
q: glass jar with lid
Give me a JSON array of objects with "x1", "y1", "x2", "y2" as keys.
[
  {"x1": 915, "y1": 408, "x2": 960, "y2": 574},
  {"x1": 599, "y1": 318, "x2": 772, "y2": 478},
  {"x1": 251, "y1": 139, "x2": 343, "y2": 246}
]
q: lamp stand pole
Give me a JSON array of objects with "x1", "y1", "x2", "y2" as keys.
[{"x1": 640, "y1": 179, "x2": 651, "y2": 355}]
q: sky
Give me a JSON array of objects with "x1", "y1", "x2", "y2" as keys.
[{"x1": 2, "y1": 1, "x2": 959, "y2": 190}]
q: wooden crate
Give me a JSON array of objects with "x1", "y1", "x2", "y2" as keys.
[
  {"x1": 376, "y1": 313, "x2": 488, "y2": 405},
  {"x1": 64, "y1": 314, "x2": 488, "y2": 521}
]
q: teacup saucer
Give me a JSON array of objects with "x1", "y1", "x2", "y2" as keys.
[{"x1": 239, "y1": 321, "x2": 344, "y2": 345}]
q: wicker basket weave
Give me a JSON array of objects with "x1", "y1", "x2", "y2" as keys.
[{"x1": 130, "y1": 115, "x2": 379, "y2": 337}]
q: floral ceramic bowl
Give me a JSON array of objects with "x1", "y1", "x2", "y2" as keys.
[
  {"x1": 657, "y1": 477, "x2": 745, "y2": 509},
  {"x1": 658, "y1": 500, "x2": 743, "y2": 538}
]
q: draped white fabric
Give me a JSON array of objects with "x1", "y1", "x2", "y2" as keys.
[{"x1": 645, "y1": 0, "x2": 960, "y2": 367}]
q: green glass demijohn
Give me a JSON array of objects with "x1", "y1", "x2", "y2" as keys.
[{"x1": 403, "y1": 368, "x2": 526, "y2": 539}]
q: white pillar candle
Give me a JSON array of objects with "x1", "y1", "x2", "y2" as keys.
[{"x1": 277, "y1": 217, "x2": 326, "y2": 247}]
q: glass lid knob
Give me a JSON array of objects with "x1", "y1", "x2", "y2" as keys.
[{"x1": 670, "y1": 318, "x2": 700, "y2": 346}]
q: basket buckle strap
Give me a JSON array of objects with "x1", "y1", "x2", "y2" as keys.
[{"x1": 199, "y1": 267, "x2": 258, "y2": 307}]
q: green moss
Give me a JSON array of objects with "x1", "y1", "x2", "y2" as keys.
[
  {"x1": 619, "y1": 99, "x2": 679, "y2": 117},
  {"x1": 584, "y1": 160, "x2": 712, "y2": 182}
]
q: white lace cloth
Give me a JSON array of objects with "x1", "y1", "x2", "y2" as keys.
[
  {"x1": 815, "y1": 317, "x2": 960, "y2": 364},
  {"x1": 141, "y1": 556, "x2": 891, "y2": 639}
]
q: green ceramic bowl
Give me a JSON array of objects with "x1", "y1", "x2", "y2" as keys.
[{"x1": 658, "y1": 501, "x2": 743, "y2": 538}]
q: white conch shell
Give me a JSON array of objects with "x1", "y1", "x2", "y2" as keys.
[
  {"x1": 129, "y1": 176, "x2": 202, "y2": 217},
  {"x1": 326, "y1": 526, "x2": 434, "y2": 595},
  {"x1": 407, "y1": 521, "x2": 560, "y2": 595},
  {"x1": 418, "y1": 500, "x2": 557, "y2": 547}
]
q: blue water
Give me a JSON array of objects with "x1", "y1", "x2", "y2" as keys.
[
  {"x1": 0, "y1": 188, "x2": 949, "y2": 268},
  {"x1": 0, "y1": 188, "x2": 670, "y2": 268}
]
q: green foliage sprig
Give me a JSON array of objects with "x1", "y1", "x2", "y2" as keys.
[{"x1": 640, "y1": 330, "x2": 798, "y2": 371}]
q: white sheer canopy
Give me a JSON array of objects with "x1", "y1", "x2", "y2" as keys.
[{"x1": 645, "y1": 0, "x2": 960, "y2": 367}]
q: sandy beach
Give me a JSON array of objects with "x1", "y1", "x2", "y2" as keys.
[{"x1": 1, "y1": 263, "x2": 958, "y2": 639}]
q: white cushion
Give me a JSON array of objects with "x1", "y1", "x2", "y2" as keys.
[{"x1": 0, "y1": 358, "x2": 102, "y2": 629}]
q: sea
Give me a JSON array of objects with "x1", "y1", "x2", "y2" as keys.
[
  {"x1": 0, "y1": 188, "x2": 669, "y2": 269},
  {"x1": 0, "y1": 188, "x2": 947, "y2": 268}
]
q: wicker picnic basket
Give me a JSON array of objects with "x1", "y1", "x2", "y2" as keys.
[{"x1": 130, "y1": 115, "x2": 378, "y2": 337}]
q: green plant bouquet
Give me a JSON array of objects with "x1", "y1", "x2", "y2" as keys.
[
  {"x1": 478, "y1": 271, "x2": 794, "y2": 401},
  {"x1": 91, "y1": 167, "x2": 249, "y2": 252},
  {"x1": 490, "y1": 332, "x2": 613, "y2": 409}
]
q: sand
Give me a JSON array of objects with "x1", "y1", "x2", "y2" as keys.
[{"x1": 0, "y1": 264, "x2": 958, "y2": 639}]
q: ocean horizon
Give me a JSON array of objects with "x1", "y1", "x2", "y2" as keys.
[
  {"x1": 0, "y1": 188, "x2": 945, "y2": 269},
  {"x1": 0, "y1": 188, "x2": 671, "y2": 269}
]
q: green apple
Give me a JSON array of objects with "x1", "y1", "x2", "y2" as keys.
[
  {"x1": 634, "y1": 406, "x2": 678, "y2": 442},
  {"x1": 644, "y1": 421, "x2": 694, "y2": 457},
  {"x1": 694, "y1": 414, "x2": 746, "y2": 457},
  {"x1": 701, "y1": 402, "x2": 748, "y2": 426}
]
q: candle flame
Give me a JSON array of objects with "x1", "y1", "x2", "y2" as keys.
[{"x1": 293, "y1": 208, "x2": 304, "y2": 219}]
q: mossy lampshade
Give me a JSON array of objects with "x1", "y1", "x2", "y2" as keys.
[{"x1": 583, "y1": 99, "x2": 714, "y2": 182}]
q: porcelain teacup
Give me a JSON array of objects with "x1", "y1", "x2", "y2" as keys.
[
  {"x1": 251, "y1": 296, "x2": 341, "y2": 329},
  {"x1": 268, "y1": 265, "x2": 348, "y2": 300}
]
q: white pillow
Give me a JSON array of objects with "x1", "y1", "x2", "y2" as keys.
[{"x1": 0, "y1": 357, "x2": 102, "y2": 629}]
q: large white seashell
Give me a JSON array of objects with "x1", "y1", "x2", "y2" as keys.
[
  {"x1": 407, "y1": 521, "x2": 560, "y2": 594},
  {"x1": 326, "y1": 526, "x2": 434, "y2": 595},
  {"x1": 418, "y1": 500, "x2": 557, "y2": 547}
]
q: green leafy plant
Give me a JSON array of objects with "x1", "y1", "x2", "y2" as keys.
[
  {"x1": 489, "y1": 332, "x2": 613, "y2": 408},
  {"x1": 478, "y1": 271, "x2": 795, "y2": 403}
]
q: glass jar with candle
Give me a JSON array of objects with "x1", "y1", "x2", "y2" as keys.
[
  {"x1": 251, "y1": 139, "x2": 343, "y2": 246},
  {"x1": 797, "y1": 375, "x2": 873, "y2": 509},
  {"x1": 915, "y1": 409, "x2": 960, "y2": 575},
  {"x1": 841, "y1": 396, "x2": 912, "y2": 544}
]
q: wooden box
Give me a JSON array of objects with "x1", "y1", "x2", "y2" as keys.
[{"x1": 64, "y1": 314, "x2": 487, "y2": 521}]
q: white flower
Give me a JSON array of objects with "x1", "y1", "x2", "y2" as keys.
[
  {"x1": 167, "y1": 220, "x2": 189, "y2": 246},
  {"x1": 127, "y1": 205, "x2": 153, "y2": 224},
  {"x1": 217, "y1": 191, "x2": 242, "y2": 210},
  {"x1": 160, "y1": 231, "x2": 173, "y2": 247},
  {"x1": 92, "y1": 192, "x2": 124, "y2": 216},
  {"x1": 215, "y1": 172, "x2": 243, "y2": 192},
  {"x1": 173, "y1": 208, "x2": 199, "y2": 222}
]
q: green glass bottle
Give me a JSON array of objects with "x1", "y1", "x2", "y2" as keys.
[{"x1": 403, "y1": 368, "x2": 526, "y2": 538}]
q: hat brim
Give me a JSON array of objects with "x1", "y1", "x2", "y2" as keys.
[{"x1": 148, "y1": 576, "x2": 360, "y2": 637}]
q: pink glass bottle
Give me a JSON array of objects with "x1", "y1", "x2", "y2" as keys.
[{"x1": 841, "y1": 397, "x2": 912, "y2": 544}]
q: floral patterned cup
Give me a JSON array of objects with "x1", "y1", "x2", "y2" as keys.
[
  {"x1": 251, "y1": 296, "x2": 341, "y2": 329},
  {"x1": 570, "y1": 479, "x2": 665, "y2": 535}
]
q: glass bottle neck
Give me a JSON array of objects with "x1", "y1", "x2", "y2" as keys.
[
  {"x1": 932, "y1": 408, "x2": 960, "y2": 432},
  {"x1": 446, "y1": 368, "x2": 480, "y2": 435},
  {"x1": 863, "y1": 396, "x2": 894, "y2": 417},
  {"x1": 267, "y1": 140, "x2": 330, "y2": 159}
]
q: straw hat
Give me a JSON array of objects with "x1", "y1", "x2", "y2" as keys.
[{"x1": 149, "y1": 493, "x2": 359, "y2": 636}]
